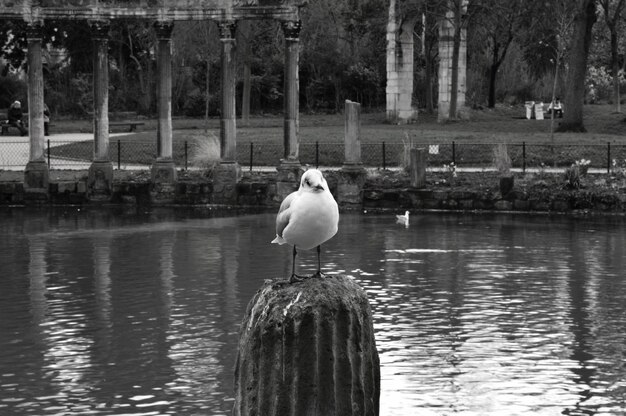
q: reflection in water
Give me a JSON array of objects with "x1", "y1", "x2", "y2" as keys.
[{"x1": 0, "y1": 209, "x2": 625, "y2": 415}]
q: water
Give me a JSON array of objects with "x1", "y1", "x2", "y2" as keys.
[{"x1": 1, "y1": 208, "x2": 625, "y2": 416}]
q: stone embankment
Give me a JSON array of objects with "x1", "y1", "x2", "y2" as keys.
[{"x1": 1, "y1": 170, "x2": 626, "y2": 214}]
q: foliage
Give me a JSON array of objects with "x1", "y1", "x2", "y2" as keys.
[
  {"x1": 564, "y1": 164, "x2": 582, "y2": 189},
  {"x1": 190, "y1": 133, "x2": 220, "y2": 173}
]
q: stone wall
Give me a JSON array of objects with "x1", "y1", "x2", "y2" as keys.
[{"x1": 2, "y1": 172, "x2": 626, "y2": 214}]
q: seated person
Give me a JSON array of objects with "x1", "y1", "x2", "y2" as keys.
[
  {"x1": 548, "y1": 97, "x2": 563, "y2": 118},
  {"x1": 7, "y1": 100, "x2": 28, "y2": 136}
]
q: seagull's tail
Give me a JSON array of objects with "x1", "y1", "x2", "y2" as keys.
[{"x1": 271, "y1": 235, "x2": 287, "y2": 245}]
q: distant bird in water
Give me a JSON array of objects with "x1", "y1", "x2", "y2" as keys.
[
  {"x1": 396, "y1": 210, "x2": 410, "y2": 227},
  {"x1": 272, "y1": 169, "x2": 339, "y2": 283}
]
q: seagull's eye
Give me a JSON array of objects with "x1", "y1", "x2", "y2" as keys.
[{"x1": 305, "y1": 179, "x2": 311, "y2": 186}]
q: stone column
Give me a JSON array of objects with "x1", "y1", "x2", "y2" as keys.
[
  {"x1": 219, "y1": 20, "x2": 237, "y2": 163},
  {"x1": 151, "y1": 21, "x2": 177, "y2": 185},
  {"x1": 24, "y1": 22, "x2": 49, "y2": 199},
  {"x1": 437, "y1": 0, "x2": 468, "y2": 122},
  {"x1": 339, "y1": 100, "x2": 366, "y2": 207},
  {"x1": 275, "y1": 21, "x2": 304, "y2": 202},
  {"x1": 343, "y1": 100, "x2": 362, "y2": 169},
  {"x1": 386, "y1": 0, "x2": 417, "y2": 124},
  {"x1": 281, "y1": 20, "x2": 301, "y2": 166},
  {"x1": 233, "y1": 276, "x2": 380, "y2": 416},
  {"x1": 88, "y1": 21, "x2": 113, "y2": 201},
  {"x1": 212, "y1": 20, "x2": 241, "y2": 205}
]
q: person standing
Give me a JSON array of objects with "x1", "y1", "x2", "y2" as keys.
[{"x1": 44, "y1": 103, "x2": 50, "y2": 136}]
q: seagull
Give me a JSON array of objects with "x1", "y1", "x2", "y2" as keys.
[
  {"x1": 272, "y1": 169, "x2": 339, "y2": 283},
  {"x1": 396, "y1": 210, "x2": 409, "y2": 227}
]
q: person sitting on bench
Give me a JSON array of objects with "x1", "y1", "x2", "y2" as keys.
[
  {"x1": 548, "y1": 97, "x2": 563, "y2": 118},
  {"x1": 7, "y1": 100, "x2": 28, "y2": 136}
]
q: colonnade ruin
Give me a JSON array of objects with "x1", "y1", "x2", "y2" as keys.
[{"x1": 0, "y1": 0, "x2": 305, "y2": 202}]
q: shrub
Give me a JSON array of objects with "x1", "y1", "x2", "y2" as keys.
[
  {"x1": 190, "y1": 133, "x2": 220, "y2": 174},
  {"x1": 564, "y1": 164, "x2": 581, "y2": 189}
]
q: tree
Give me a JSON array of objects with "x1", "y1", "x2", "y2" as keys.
[
  {"x1": 558, "y1": 0, "x2": 598, "y2": 132},
  {"x1": 470, "y1": 0, "x2": 526, "y2": 108},
  {"x1": 599, "y1": 0, "x2": 626, "y2": 113}
]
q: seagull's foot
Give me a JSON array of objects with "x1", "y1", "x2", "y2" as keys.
[
  {"x1": 288, "y1": 273, "x2": 306, "y2": 284},
  {"x1": 310, "y1": 270, "x2": 330, "y2": 279}
]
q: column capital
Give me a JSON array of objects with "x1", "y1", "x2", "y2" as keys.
[
  {"x1": 26, "y1": 22, "x2": 43, "y2": 40},
  {"x1": 218, "y1": 20, "x2": 237, "y2": 40},
  {"x1": 154, "y1": 21, "x2": 174, "y2": 40},
  {"x1": 90, "y1": 20, "x2": 110, "y2": 40},
  {"x1": 281, "y1": 20, "x2": 301, "y2": 41}
]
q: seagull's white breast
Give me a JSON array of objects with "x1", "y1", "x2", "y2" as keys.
[{"x1": 281, "y1": 190, "x2": 338, "y2": 250}]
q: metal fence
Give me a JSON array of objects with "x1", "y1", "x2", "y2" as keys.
[{"x1": 1, "y1": 139, "x2": 626, "y2": 173}]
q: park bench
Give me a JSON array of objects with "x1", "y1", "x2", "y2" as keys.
[
  {"x1": 109, "y1": 121, "x2": 145, "y2": 132},
  {"x1": 0, "y1": 119, "x2": 28, "y2": 136}
]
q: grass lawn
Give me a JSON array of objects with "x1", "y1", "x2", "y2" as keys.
[
  {"x1": 49, "y1": 103, "x2": 626, "y2": 145},
  {"x1": 41, "y1": 103, "x2": 626, "y2": 169}
]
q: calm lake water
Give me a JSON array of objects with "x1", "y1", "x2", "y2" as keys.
[{"x1": 1, "y1": 208, "x2": 625, "y2": 416}]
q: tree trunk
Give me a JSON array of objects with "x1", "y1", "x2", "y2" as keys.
[
  {"x1": 424, "y1": 9, "x2": 437, "y2": 114},
  {"x1": 448, "y1": 2, "x2": 462, "y2": 120},
  {"x1": 488, "y1": 38, "x2": 499, "y2": 109},
  {"x1": 241, "y1": 63, "x2": 251, "y2": 125},
  {"x1": 610, "y1": 29, "x2": 621, "y2": 113},
  {"x1": 557, "y1": 0, "x2": 597, "y2": 132}
]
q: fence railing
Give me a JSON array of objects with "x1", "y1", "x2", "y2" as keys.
[{"x1": 1, "y1": 139, "x2": 626, "y2": 173}]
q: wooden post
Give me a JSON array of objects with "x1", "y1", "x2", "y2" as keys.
[
  {"x1": 233, "y1": 276, "x2": 380, "y2": 416},
  {"x1": 24, "y1": 22, "x2": 49, "y2": 197},
  {"x1": 410, "y1": 148, "x2": 426, "y2": 188}
]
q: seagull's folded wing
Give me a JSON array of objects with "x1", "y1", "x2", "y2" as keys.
[{"x1": 272, "y1": 192, "x2": 297, "y2": 243}]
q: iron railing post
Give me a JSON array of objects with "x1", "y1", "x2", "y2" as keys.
[
  {"x1": 522, "y1": 141, "x2": 526, "y2": 174},
  {"x1": 607, "y1": 142, "x2": 611, "y2": 174},
  {"x1": 250, "y1": 142, "x2": 253, "y2": 172},
  {"x1": 47, "y1": 139, "x2": 50, "y2": 168},
  {"x1": 117, "y1": 140, "x2": 121, "y2": 169},
  {"x1": 452, "y1": 141, "x2": 456, "y2": 165},
  {"x1": 382, "y1": 141, "x2": 386, "y2": 170},
  {"x1": 184, "y1": 140, "x2": 188, "y2": 170}
]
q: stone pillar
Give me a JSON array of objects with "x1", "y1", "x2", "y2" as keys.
[
  {"x1": 213, "y1": 20, "x2": 241, "y2": 205},
  {"x1": 437, "y1": 0, "x2": 469, "y2": 122},
  {"x1": 219, "y1": 20, "x2": 238, "y2": 163},
  {"x1": 151, "y1": 21, "x2": 177, "y2": 186},
  {"x1": 339, "y1": 100, "x2": 366, "y2": 206},
  {"x1": 410, "y1": 148, "x2": 426, "y2": 188},
  {"x1": 24, "y1": 22, "x2": 49, "y2": 200},
  {"x1": 281, "y1": 20, "x2": 301, "y2": 166},
  {"x1": 88, "y1": 21, "x2": 113, "y2": 201},
  {"x1": 343, "y1": 100, "x2": 362, "y2": 169},
  {"x1": 386, "y1": 0, "x2": 417, "y2": 124},
  {"x1": 233, "y1": 276, "x2": 380, "y2": 416}
]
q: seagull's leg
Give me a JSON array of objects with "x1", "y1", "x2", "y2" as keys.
[
  {"x1": 289, "y1": 245, "x2": 304, "y2": 283},
  {"x1": 311, "y1": 245, "x2": 328, "y2": 279}
]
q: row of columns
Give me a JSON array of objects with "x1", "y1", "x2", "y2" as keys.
[{"x1": 22, "y1": 19, "x2": 303, "y2": 200}]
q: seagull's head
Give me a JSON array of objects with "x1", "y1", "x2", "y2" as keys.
[{"x1": 300, "y1": 169, "x2": 327, "y2": 193}]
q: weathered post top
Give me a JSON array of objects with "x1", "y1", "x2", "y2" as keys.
[
  {"x1": 234, "y1": 276, "x2": 380, "y2": 416},
  {"x1": 0, "y1": 0, "x2": 306, "y2": 21}
]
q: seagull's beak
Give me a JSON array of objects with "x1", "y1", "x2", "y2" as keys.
[{"x1": 314, "y1": 184, "x2": 325, "y2": 191}]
